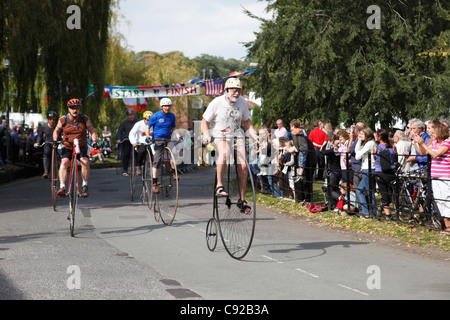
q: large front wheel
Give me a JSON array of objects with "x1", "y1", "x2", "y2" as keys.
[
  {"x1": 215, "y1": 148, "x2": 256, "y2": 260},
  {"x1": 130, "y1": 149, "x2": 136, "y2": 201},
  {"x1": 51, "y1": 148, "x2": 60, "y2": 211},
  {"x1": 157, "y1": 147, "x2": 178, "y2": 226},
  {"x1": 68, "y1": 158, "x2": 78, "y2": 237}
]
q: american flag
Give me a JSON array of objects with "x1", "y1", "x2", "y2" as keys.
[{"x1": 204, "y1": 78, "x2": 224, "y2": 96}]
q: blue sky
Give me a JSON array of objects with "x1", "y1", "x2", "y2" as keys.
[{"x1": 116, "y1": 0, "x2": 272, "y2": 60}]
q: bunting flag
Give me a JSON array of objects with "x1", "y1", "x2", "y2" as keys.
[
  {"x1": 204, "y1": 78, "x2": 224, "y2": 96},
  {"x1": 188, "y1": 78, "x2": 204, "y2": 85},
  {"x1": 241, "y1": 69, "x2": 256, "y2": 76},
  {"x1": 121, "y1": 98, "x2": 149, "y2": 112},
  {"x1": 139, "y1": 98, "x2": 148, "y2": 111},
  {"x1": 89, "y1": 67, "x2": 259, "y2": 100},
  {"x1": 229, "y1": 71, "x2": 242, "y2": 77},
  {"x1": 123, "y1": 98, "x2": 138, "y2": 113}
]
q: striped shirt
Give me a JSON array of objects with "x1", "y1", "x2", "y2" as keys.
[{"x1": 431, "y1": 138, "x2": 450, "y2": 178}]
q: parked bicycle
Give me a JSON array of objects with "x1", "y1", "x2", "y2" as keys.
[{"x1": 391, "y1": 169, "x2": 442, "y2": 230}]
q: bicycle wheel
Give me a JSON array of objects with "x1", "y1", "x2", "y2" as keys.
[
  {"x1": 425, "y1": 200, "x2": 443, "y2": 230},
  {"x1": 68, "y1": 157, "x2": 78, "y2": 237},
  {"x1": 392, "y1": 180, "x2": 414, "y2": 223},
  {"x1": 157, "y1": 147, "x2": 178, "y2": 226},
  {"x1": 215, "y1": 148, "x2": 256, "y2": 260},
  {"x1": 143, "y1": 149, "x2": 156, "y2": 211},
  {"x1": 206, "y1": 218, "x2": 218, "y2": 251},
  {"x1": 130, "y1": 148, "x2": 136, "y2": 201},
  {"x1": 51, "y1": 148, "x2": 59, "y2": 211}
]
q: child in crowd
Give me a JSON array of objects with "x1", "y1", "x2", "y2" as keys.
[
  {"x1": 289, "y1": 120, "x2": 308, "y2": 182},
  {"x1": 335, "y1": 182, "x2": 358, "y2": 215},
  {"x1": 279, "y1": 137, "x2": 296, "y2": 201}
]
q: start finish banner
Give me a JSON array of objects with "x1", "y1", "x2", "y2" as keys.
[{"x1": 111, "y1": 85, "x2": 201, "y2": 99}]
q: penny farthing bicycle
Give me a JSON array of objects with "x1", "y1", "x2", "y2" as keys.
[
  {"x1": 206, "y1": 138, "x2": 256, "y2": 260},
  {"x1": 152, "y1": 139, "x2": 178, "y2": 226}
]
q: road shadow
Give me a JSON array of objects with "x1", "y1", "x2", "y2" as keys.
[{"x1": 245, "y1": 240, "x2": 369, "y2": 263}]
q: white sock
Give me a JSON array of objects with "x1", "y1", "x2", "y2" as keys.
[{"x1": 82, "y1": 181, "x2": 88, "y2": 187}]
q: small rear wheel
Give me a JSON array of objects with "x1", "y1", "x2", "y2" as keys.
[{"x1": 206, "y1": 218, "x2": 218, "y2": 252}]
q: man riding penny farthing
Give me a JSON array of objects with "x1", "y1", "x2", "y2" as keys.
[{"x1": 201, "y1": 78, "x2": 257, "y2": 260}]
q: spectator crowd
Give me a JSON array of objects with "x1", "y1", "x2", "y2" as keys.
[
  {"x1": 246, "y1": 118, "x2": 450, "y2": 235},
  {"x1": 0, "y1": 119, "x2": 41, "y2": 170}
]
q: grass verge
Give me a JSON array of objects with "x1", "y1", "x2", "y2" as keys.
[{"x1": 255, "y1": 191, "x2": 449, "y2": 254}]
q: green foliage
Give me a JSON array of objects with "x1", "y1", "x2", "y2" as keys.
[
  {"x1": 192, "y1": 54, "x2": 250, "y2": 80},
  {"x1": 1, "y1": 0, "x2": 111, "y2": 122},
  {"x1": 246, "y1": 0, "x2": 449, "y2": 129}
]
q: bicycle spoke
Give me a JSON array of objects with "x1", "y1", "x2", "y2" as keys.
[{"x1": 158, "y1": 147, "x2": 178, "y2": 226}]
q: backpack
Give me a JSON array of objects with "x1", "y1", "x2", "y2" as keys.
[
  {"x1": 62, "y1": 113, "x2": 86, "y2": 128},
  {"x1": 377, "y1": 146, "x2": 395, "y2": 173}
]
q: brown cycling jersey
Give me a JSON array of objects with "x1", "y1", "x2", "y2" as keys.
[{"x1": 60, "y1": 114, "x2": 89, "y2": 149}]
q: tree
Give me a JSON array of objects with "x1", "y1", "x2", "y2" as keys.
[
  {"x1": 246, "y1": 0, "x2": 449, "y2": 129},
  {"x1": 1, "y1": 0, "x2": 112, "y2": 124}
]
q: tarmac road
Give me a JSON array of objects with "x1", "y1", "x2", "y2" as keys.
[{"x1": 0, "y1": 166, "x2": 449, "y2": 301}]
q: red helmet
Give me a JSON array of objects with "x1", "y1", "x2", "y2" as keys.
[{"x1": 67, "y1": 98, "x2": 82, "y2": 108}]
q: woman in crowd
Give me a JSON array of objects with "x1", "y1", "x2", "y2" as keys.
[
  {"x1": 336, "y1": 130, "x2": 352, "y2": 184},
  {"x1": 373, "y1": 128, "x2": 397, "y2": 220},
  {"x1": 321, "y1": 134, "x2": 342, "y2": 210},
  {"x1": 355, "y1": 127, "x2": 377, "y2": 217},
  {"x1": 412, "y1": 120, "x2": 450, "y2": 235}
]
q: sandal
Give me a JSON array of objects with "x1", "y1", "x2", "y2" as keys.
[
  {"x1": 237, "y1": 199, "x2": 252, "y2": 215},
  {"x1": 215, "y1": 186, "x2": 228, "y2": 197}
]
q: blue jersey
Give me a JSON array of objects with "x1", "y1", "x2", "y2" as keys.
[{"x1": 147, "y1": 110, "x2": 176, "y2": 139}]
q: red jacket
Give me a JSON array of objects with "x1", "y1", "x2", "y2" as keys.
[{"x1": 308, "y1": 127, "x2": 328, "y2": 149}]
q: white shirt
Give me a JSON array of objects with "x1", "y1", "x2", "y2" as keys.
[
  {"x1": 355, "y1": 140, "x2": 376, "y2": 170},
  {"x1": 129, "y1": 120, "x2": 152, "y2": 145},
  {"x1": 274, "y1": 127, "x2": 288, "y2": 138},
  {"x1": 202, "y1": 95, "x2": 250, "y2": 136}
]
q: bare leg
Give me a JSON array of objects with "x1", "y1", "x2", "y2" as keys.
[
  {"x1": 59, "y1": 158, "x2": 70, "y2": 187},
  {"x1": 79, "y1": 157, "x2": 90, "y2": 183},
  {"x1": 236, "y1": 144, "x2": 248, "y2": 201},
  {"x1": 215, "y1": 139, "x2": 230, "y2": 190}
]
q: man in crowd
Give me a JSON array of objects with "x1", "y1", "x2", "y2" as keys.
[
  {"x1": 308, "y1": 120, "x2": 328, "y2": 180},
  {"x1": 116, "y1": 108, "x2": 139, "y2": 176},
  {"x1": 36, "y1": 111, "x2": 60, "y2": 179}
]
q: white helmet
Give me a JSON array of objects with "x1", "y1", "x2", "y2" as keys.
[
  {"x1": 224, "y1": 78, "x2": 242, "y2": 90},
  {"x1": 160, "y1": 98, "x2": 173, "y2": 106}
]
